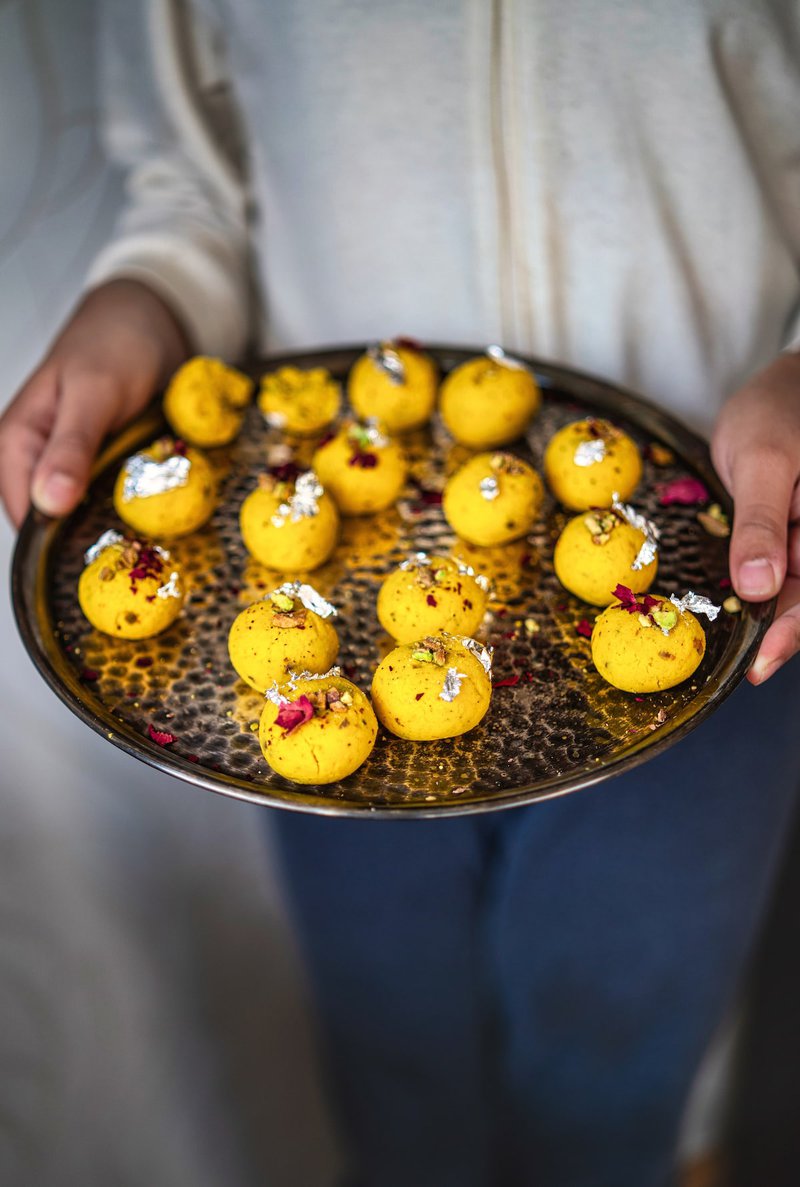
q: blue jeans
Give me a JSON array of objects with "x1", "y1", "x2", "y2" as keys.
[{"x1": 273, "y1": 661, "x2": 800, "y2": 1187}]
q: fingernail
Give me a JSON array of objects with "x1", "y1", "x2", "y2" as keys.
[
  {"x1": 750, "y1": 656, "x2": 779, "y2": 685},
  {"x1": 32, "y1": 471, "x2": 79, "y2": 516},
  {"x1": 738, "y1": 559, "x2": 777, "y2": 598}
]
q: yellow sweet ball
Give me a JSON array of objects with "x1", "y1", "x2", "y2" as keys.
[
  {"x1": 228, "y1": 583, "x2": 339, "y2": 691},
  {"x1": 442, "y1": 452, "x2": 544, "y2": 546},
  {"x1": 258, "y1": 365, "x2": 341, "y2": 436},
  {"x1": 377, "y1": 554, "x2": 489, "y2": 643},
  {"x1": 312, "y1": 421, "x2": 408, "y2": 515},
  {"x1": 240, "y1": 467, "x2": 339, "y2": 571},
  {"x1": 113, "y1": 438, "x2": 216, "y2": 538},
  {"x1": 371, "y1": 634, "x2": 493, "y2": 741},
  {"x1": 544, "y1": 417, "x2": 642, "y2": 510},
  {"x1": 348, "y1": 340, "x2": 438, "y2": 432},
  {"x1": 163, "y1": 356, "x2": 253, "y2": 447},
  {"x1": 78, "y1": 531, "x2": 184, "y2": 640},
  {"x1": 590, "y1": 590, "x2": 710, "y2": 693},
  {"x1": 259, "y1": 674, "x2": 378, "y2": 784},
  {"x1": 440, "y1": 349, "x2": 541, "y2": 448},
  {"x1": 554, "y1": 508, "x2": 658, "y2": 606}
]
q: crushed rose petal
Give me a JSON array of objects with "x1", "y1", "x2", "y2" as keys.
[
  {"x1": 576, "y1": 619, "x2": 593, "y2": 639},
  {"x1": 613, "y1": 584, "x2": 660, "y2": 615},
  {"x1": 275, "y1": 695, "x2": 315, "y2": 735},
  {"x1": 148, "y1": 723, "x2": 176, "y2": 746},
  {"x1": 426, "y1": 594, "x2": 437, "y2": 607},
  {"x1": 493, "y1": 673, "x2": 521, "y2": 688},
  {"x1": 657, "y1": 476, "x2": 709, "y2": 506},
  {"x1": 80, "y1": 669, "x2": 100, "y2": 682}
]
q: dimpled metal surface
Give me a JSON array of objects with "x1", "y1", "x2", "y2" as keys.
[{"x1": 13, "y1": 346, "x2": 770, "y2": 817}]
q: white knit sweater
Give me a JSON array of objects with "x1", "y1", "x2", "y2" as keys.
[{"x1": 88, "y1": 0, "x2": 800, "y2": 434}]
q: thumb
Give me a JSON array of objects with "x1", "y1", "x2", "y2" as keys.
[
  {"x1": 30, "y1": 373, "x2": 122, "y2": 517},
  {"x1": 727, "y1": 447, "x2": 793, "y2": 600}
]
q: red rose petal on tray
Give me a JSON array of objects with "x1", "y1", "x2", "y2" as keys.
[
  {"x1": 493, "y1": 673, "x2": 521, "y2": 688},
  {"x1": 148, "y1": 723, "x2": 176, "y2": 746},
  {"x1": 276, "y1": 695, "x2": 315, "y2": 735},
  {"x1": 576, "y1": 619, "x2": 593, "y2": 639},
  {"x1": 657, "y1": 476, "x2": 709, "y2": 506},
  {"x1": 80, "y1": 668, "x2": 100, "y2": 682}
]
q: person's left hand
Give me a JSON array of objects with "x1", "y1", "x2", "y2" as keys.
[{"x1": 711, "y1": 351, "x2": 800, "y2": 685}]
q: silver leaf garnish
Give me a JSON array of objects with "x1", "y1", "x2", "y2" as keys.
[
  {"x1": 485, "y1": 344, "x2": 531, "y2": 373},
  {"x1": 156, "y1": 571, "x2": 182, "y2": 599},
  {"x1": 84, "y1": 529, "x2": 123, "y2": 565},
  {"x1": 271, "y1": 470, "x2": 323, "y2": 527},
  {"x1": 264, "y1": 683, "x2": 289, "y2": 705},
  {"x1": 287, "y1": 666, "x2": 342, "y2": 688},
  {"x1": 399, "y1": 551, "x2": 431, "y2": 571},
  {"x1": 272, "y1": 581, "x2": 337, "y2": 618},
  {"x1": 479, "y1": 476, "x2": 500, "y2": 501},
  {"x1": 574, "y1": 439, "x2": 606, "y2": 467},
  {"x1": 454, "y1": 557, "x2": 491, "y2": 593},
  {"x1": 612, "y1": 496, "x2": 661, "y2": 571},
  {"x1": 452, "y1": 635, "x2": 494, "y2": 676},
  {"x1": 439, "y1": 667, "x2": 468, "y2": 702},
  {"x1": 121, "y1": 452, "x2": 191, "y2": 502},
  {"x1": 669, "y1": 592, "x2": 721, "y2": 621},
  {"x1": 367, "y1": 342, "x2": 405, "y2": 385},
  {"x1": 349, "y1": 418, "x2": 389, "y2": 449},
  {"x1": 263, "y1": 410, "x2": 287, "y2": 429}
]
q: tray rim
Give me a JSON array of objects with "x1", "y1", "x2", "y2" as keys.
[{"x1": 11, "y1": 343, "x2": 774, "y2": 818}]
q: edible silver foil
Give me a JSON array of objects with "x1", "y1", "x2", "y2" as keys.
[
  {"x1": 454, "y1": 558, "x2": 491, "y2": 593},
  {"x1": 263, "y1": 410, "x2": 287, "y2": 429},
  {"x1": 157, "y1": 572, "x2": 182, "y2": 599},
  {"x1": 453, "y1": 635, "x2": 494, "y2": 676},
  {"x1": 439, "y1": 667, "x2": 467, "y2": 702},
  {"x1": 399, "y1": 552, "x2": 430, "y2": 571},
  {"x1": 272, "y1": 581, "x2": 338, "y2": 618},
  {"x1": 84, "y1": 529, "x2": 123, "y2": 565},
  {"x1": 612, "y1": 497, "x2": 661, "y2": 571},
  {"x1": 485, "y1": 344, "x2": 531, "y2": 372},
  {"x1": 350, "y1": 418, "x2": 389, "y2": 449},
  {"x1": 669, "y1": 592, "x2": 721, "y2": 621},
  {"x1": 121, "y1": 452, "x2": 191, "y2": 502},
  {"x1": 271, "y1": 470, "x2": 323, "y2": 527},
  {"x1": 479, "y1": 476, "x2": 500, "y2": 501},
  {"x1": 288, "y1": 666, "x2": 343, "y2": 687},
  {"x1": 264, "y1": 683, "x2": 289, "y2": 705},
  {"x1": 574, "y1": 439, "x2": 606, "y2": 467},
  {"x1": 367, "y1": 342, "x2": 405, "y2": 385}
]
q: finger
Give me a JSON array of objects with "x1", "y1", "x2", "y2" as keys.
[
  {"x1": 30, "y1": 373, "x2": 121, "y2": 517},
  {"x1": 748, "y1": 574, "x2": 800, "y2": 684},
  {"x1": 728, "y1": 447, "x2": 795, "y2": 600},
  {"x1": 0, "y1": 367, "x2": 59, "y2": 528}
]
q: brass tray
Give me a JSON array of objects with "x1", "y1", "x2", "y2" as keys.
[{"x1": 12, "y1": 345, "x2": 771, "y2": 817}]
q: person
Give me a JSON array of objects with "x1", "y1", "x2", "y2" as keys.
[{"x1": 2, "y1": 3, "x2": 799, "y2": 1183}]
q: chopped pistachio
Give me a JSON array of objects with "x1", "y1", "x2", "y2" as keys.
[
  {"x1": 270, "y1": 591, "x2": 296, "y2": 612},
  {"x1": 652, "y1": 606, "x2": 679, "y2": 632},
  {"x1": 723, "y1": 595, "x2": 742, "y2": 614}
]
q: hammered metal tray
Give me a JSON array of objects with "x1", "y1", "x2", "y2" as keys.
[{"x1": 12, "y1": 345, "x2": 772, "y2": 816}]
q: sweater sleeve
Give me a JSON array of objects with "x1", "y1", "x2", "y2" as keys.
[{"x1": 86, "y1": 0, "x2": 252, "y2": 359}]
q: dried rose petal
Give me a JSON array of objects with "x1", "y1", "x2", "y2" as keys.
[
  {"x1": 426, "y1": 594, "x2": 438, "y2": 607},
  {"x1": 80, "y1": 668, "x2": 100, "y2": 682},
  {"x1": 394, "y1": 335, "x2": 424, "y2": 352},
  {"x1": 657, "y1": 476, "x2": 709, "y2": 506},
  {"x1": 148, "y1": 723, "x2": 176, "y2": 746},
  {"x1": 275, "y1": 695, "x2": 315, "y2": 735},
  {"x1": 348, "y1": 450, "x2": 379, "y2": 469},
  {"x1": 612, "y1": 584, "x2": 640, "y2": 612},
  {"x1": 576, "y1": 619, "x2": 593, "y2": 639},
  {"x1": 493, "y1": 673, "x2": 521, "y2": 688}
]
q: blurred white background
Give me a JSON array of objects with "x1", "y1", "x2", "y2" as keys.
[
  {"x1": 0, "y1": 3, "x2": 340, "y2": 1184},
  {"x1": 0, "y1": 2, "x2": 727, "y2": 1183}
]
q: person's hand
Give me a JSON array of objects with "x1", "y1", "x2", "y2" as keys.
[
  {"x1": 0, "y1": 279, "x2": 190, "y2": 528},
  {"x1": 711, "y1": 351, "x2": 800, "y2": 684}
]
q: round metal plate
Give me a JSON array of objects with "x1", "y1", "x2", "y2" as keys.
[{"x1": 12, "y1": 345, "x2": 771, "y2": 817}]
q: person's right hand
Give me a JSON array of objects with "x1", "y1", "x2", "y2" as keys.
[{"x1": 0, "y1": 279, "x2": 190, "y2": 528}]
